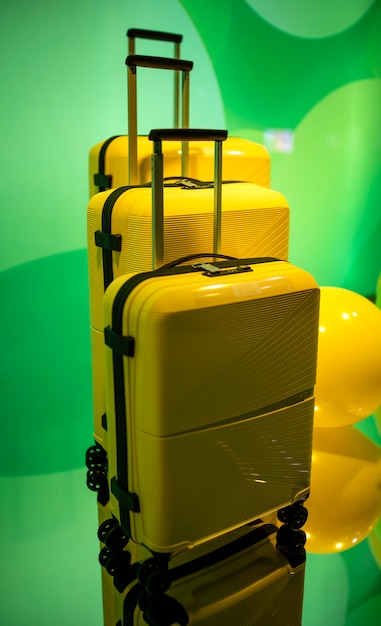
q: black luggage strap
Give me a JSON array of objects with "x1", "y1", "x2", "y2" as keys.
[{"x1": 104, "y1": 326, "x2": 135, "y2": 356}]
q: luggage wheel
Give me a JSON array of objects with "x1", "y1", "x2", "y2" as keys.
[
  {"x1": 85, "y1": 444, "x2": 107, "y2": 468},
  {"x1": 104, "y1": 522, "x2": 129, "y2": 551},
  {"x1": 276, "y1": 524, "x2": 307, "y2": 567},
  {"x1": 140, "y1": 594, "x2": 189, "y2": 626},
  {"x1": 86, "y1": 467, "x2": 107, "y2": 493},
  {"x1": 104, "y1": 549, "x2": 132, "y2": 578},
  {"x1": 99, "y1": 546, "x2": 112, "y2": 567},
  {"x1": 277, "y1": 501, "x2": 308, "y2": 530},
  {"x1": 137, "y1": 558, "x2": 172, "y2": 595},
  {"x1": 98, "y1": 518, "x2": 119, "y2": 543}
]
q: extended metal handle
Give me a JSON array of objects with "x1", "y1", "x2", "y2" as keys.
[
  {"x1": 149, "y1": 129, "x2": 228, "y2": 269},
  {"x1": 127, "y1": 30, "x2": 183, "y2": 125},
  {"x1": 126, "y1": 57, "x2": 193, "y2": 185}
]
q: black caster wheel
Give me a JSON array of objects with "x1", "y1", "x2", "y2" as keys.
[
  {"x1": 104, "y1": 523, "x2": 129, "y2": 551},
  {"x1": 99, "y1": 546, "x2": 112, "y2": 567},
  {"x1": 105, "y1": 550, "x2": 131, "y2": 578},
  {"x1": 137, "y1": 559, "x2": 172, "y2": 595},
  {"x1": 86, "y1": 467, "x2": 107, "y2": 493},
  {"x1": 277, "y1": 502, "x2": 308, "y2": 530},
  {"x1": 98, "y1": 518, "x2": 118, "y2": 543},
  {"x1": 85, "y1": 444, "x2": 106, "y2": 467},
  {"x1": 276, "y1": 524, "x2": 307, "y2": 554}
]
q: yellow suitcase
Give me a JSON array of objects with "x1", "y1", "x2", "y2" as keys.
[
  {"x1": 89, "y1": 44, "x2": 270, "y2": 197},
  {"x1": 112, "y1": 523, "x2": 306, "y2": 626},
  {"x1": 88, "y1": 130, "x2": 289, "y2": 451},
  {"x1": 103, "y1": 256, "x2": 319, "y2": 556}
]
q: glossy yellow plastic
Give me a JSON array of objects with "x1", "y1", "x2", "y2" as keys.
[
  {"x1": 304, "y1": 425, "x2": 381, "y2": 554},
  {"x1": 314, "y1": 287, "x2": 381, "y2": 428},
  {"x1": 89, "y1": 136, "x2": 271, "y2": 197}
]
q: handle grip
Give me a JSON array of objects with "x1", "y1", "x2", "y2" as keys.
[
  {"x1": 149, "y1": 128, "x2": 228, "y2": 143},
  {"x1": 127, "y1": 28, "x2": 182, "y2": 44},
  {"x1": 126, "y1": 54, "x2": 193, "y2": 72},
  {"x1": 149, "y1": 128, "x2": 227, "y2": 269},
  {"x1": 159, "y1": 253, "x2": 236, "y2": 270}
]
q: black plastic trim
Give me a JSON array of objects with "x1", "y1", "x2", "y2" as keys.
[
  {"x1": 127, "y1": 28, "x2": 183, "y2": 44},
  {"x1": 104, "y1": 326, "x2": 135, "y2": 356},
  {"x1": 111, "y1": 477, "x2": 140, "y2": 513},
  {"x1": 126, "y1": 54, "x2": 193, "y2": 72},
  {"x1": 95, "y1": 135, "x2": 122, "y2": 192},
  {"x1": 94, "y1": 230, "x2": 122, "y2": 252}
]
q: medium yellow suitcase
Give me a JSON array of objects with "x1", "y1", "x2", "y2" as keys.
[
  {"x1": 111, "y1": 523, "x2": 306, "y2": 626},
  {"x1": 88, "y1": 130, "x2": 289, "y2": 451}
]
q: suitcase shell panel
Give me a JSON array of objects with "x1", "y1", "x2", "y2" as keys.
[
  {"x1": 116, "y1": 525, "x2": 305, "y2": 626},
  {"x1": 89, "y1": 136, "x2": 271, "y2": 197},
  {"x1": 103, "y1": 259, "x2": 320, "y2": 553},
  {"x1": 88, "y1": 183, "x2": 290, "y2": 330}
]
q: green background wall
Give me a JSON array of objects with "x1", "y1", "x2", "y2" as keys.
[{"x1": 1, "y1": 1, "x2": 380, "y2": 624}]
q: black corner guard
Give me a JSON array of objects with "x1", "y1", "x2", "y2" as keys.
[
  {"x1": 104, "y1": 326, "x2": 135, "y2": 356},
  {"x1": 94, "y1": 172, "x2": 112, "y2": 190},
  {"x1": 111, "y1": 476, "x2": 140, "y2": 513},
  {"x1": 94, "y1": 230, "x2": 122, "y2": 252}
]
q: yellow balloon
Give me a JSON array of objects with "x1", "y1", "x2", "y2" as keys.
[
  {"x1": 314, "y1": 287, "x2": 381, "y2": 428},
  {"x1": 368, "y1": 517, "x2": 381, "y2": 568},
  {"x1": 304, "y1": 425, "x2": 381, "y2": 554}
]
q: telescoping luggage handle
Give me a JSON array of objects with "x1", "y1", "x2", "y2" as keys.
[
  {"x1": 149, "y1": 128, "x2": 228, "y2": 269},
  {"x1": 127, "y1": 29, "x2": 183, "y2": 128},
  {"x1": 126, "y1": 55, "x2": 193, "y2": 186}
]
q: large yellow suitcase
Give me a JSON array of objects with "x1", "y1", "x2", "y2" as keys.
[
  {"x1": 88, "y1": 130, "x2": 289, "y2": 451},
  {"x1": 89, "y1": 45, "x2": 270, "y2": 197},
  {"x1": 103, "y1": 255, "x2": 319, "y2": 557}
]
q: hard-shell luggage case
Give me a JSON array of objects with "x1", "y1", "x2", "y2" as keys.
[
  {"x1": 88, "y1": 130, "x2": 289, "y2": 451},
  {"x1": 88, "y1": 29, "x2": 270, "y2": 197},
  {"x1": 102, "y1": 128, "x2": 320, "y2": 560},
  {"x1": 113, "y1": 523, "x2": 306, "y2": 626}
]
